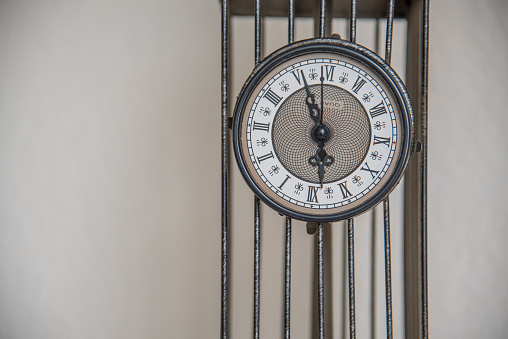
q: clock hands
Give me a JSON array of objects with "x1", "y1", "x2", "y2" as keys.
[
  {"x1": 301, "y1": 68, "x2": 335, "y2": 187},
  {"x1": 301, "y1": 69, "x2": 320, "y2": 124}
]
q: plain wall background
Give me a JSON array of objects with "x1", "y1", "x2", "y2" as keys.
[{"x1": 0, "y1": 0, "x2": 507, "y2": 338}]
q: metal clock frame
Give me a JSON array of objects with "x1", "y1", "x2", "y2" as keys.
[
  {"x1": 233, "y1": 38, "x2": 414, "y2": 223},
  {"x1": 220, "y1": 0, "x2": 429, "y2": 338}
]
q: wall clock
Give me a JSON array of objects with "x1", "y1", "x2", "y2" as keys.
[{"x1": 233, "y1": 38, "x2": 413, "y2": 222}]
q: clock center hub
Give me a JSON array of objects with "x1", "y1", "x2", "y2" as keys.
[{"x1": 312, "y1": 124, "x2": 331, "y2": 143}]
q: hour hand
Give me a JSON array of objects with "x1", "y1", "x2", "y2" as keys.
[{"x1": 301, "y1": 70, "x2": 321, "y2": 125}]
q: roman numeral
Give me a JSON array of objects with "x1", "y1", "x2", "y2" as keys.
[
  {"x1": 264, "y1": 88, "x2": 282, "y2": 106},
  {"x1": 351, "y1": 75, "x2": 367, "y2": 94},
  {"x1": 325, "y1": 65, "x2": 335, "y2": 81},
  {"x1": 257, "y1": 152, "x2": 274, "y2": 163},
  {"x1": 278, "y1": 175, "x2": 291, "y2": 189},
  {"x1": 361, "y1": 162, "x2": 379, "y2": 179},
  {"x1": 373, "y1": 135, "x2": 391, "y2": 147},
  {"x1": 338, "y1": 181, "x2": 352, "y2": 199},
  {"x1": 307, "y1": 186, "x2": 319, "y2": 203},
  {"x1": 291, "y1": 70, "x2": 302, "y2": 85},
  {"x1": 369, "y1": 102, "x2": 387, "y2": 118},
  {"x1": 252, "y1": 121, "x2": 270, "y2": 132}
]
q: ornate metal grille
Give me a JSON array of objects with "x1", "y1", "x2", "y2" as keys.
[{"x1": 221, "y1": 0, "x2": 429, "y2": 338}]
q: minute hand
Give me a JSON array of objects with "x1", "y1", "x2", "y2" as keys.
[{"x1": 301, "y1": 70, "x2": 321, "y2": 125}]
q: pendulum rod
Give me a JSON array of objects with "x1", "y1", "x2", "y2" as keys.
[
  {"x1": 220, "y1": 0, "x2": 230, "y2": 338},
  {"x1": 253, "y1": 1, "x2": 262, "y2": 338}
]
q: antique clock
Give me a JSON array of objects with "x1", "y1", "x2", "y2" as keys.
[{"x1": 232, "y1": 38, "x2": 413, "y2": 222}]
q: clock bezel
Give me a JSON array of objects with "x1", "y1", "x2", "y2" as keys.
[{"x1": 232, "y1": 38, "x2": 414, "y2": 222}]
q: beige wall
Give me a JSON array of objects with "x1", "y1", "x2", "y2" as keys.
[{"x1": 0, "y1": 0, "x2": 507, "y2": 338}]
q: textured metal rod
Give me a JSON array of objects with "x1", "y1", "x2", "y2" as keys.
[
  {"x1": 317, "y1": 223, "x2": 325, "y2": 339},
  {"x1": 284, "y1": 4, "x2": 294, "y2": 338},
  {"x1": 253, "y1": 2, "x2": 262, "y2": 338},
  {"x1": 284, "y1": 217, "x2": 292, "y2": 339},
  {"x1": 383, "y1": 198, "x2": 393, "y2": 339},
  {"x1": 421, "y1": 0, "x2": 430, "y2": 337},
  {"x1": 319, "y1": 0, "x2": 326, "y2": 38},
  {"x1": 370, "y1": 208, "x2": 377, "y2": 339},
  {"x1": 288, "y1": 0, "x2": 295, "y2": 44},
  {"x1": 348, "y1": 218, "x2": 356, "y2": 339},
  {"x1": 371, "y1": 21, "x2": 380, "y2": 339},
  {"x1": 383, "y1": 3, "x2": 395, "y2": 336},
  {"x1": 220, "y1": 0, "x2": 230, "y2": 338},
  {"x1": 350, "y1": 0, "x2": 357, "y2": 43},
  {"x1": 254, "y1": 196, "x2": 261, "y2": 339},
  {"x1": 255, "y1": 0, "x2": 262, "y2": 64},
  {"x1": 385, "y1": 0, "x2": 395, "y2": 64}
]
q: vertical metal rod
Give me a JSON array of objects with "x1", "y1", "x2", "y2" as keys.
[
  {"x1": 254, "y1": 196, "x2": 261, "y2": 339},
  {"x1": 253, "y1": 2, "x2": 262, "y2": 338},
  {"x1": 220, "y1": 0, "x2": 230, "y2": 338},
  {"x1": 348, "y1": 218, "x2": 356, "y2": 339},
  {"x1": 385, "y1": 0, "x2": 395, "y2": 65},
  {"x1": 319, "y1": 0, "x2": 326, "y2": 38},
  {"x1": 370, "y1": 21, "x2": 380, "y2": 339},
  {"x1": 317, "y1": 223, "x2": 325, "y2": 339},
  {"x1": 284, "y1": 3, "x2": 294, "y2": 338},
  {"x1": 255, "y1": 0, "x2": 262, "y2": 64},
  {"x1": 370, "y1": 208, "x2": 377, "y2": 339},
  {"x1": 350, "y1": 0, "x2": 357, "y2": 43},
  {"x1": 284, "y1": 217, "x2": 292, "y2": 339},
  {"x1": 383, "y1": 3, "x2": 395, "y2": 337},
  {"x1": 383, "y1": 198, "x2": 393, "y2": 339},
  {"x1": 421, "y1": 0, "x2": 430, "y2": 337},
  {"x1": 288, "y1": 0, "x2": 295, "y2": 44},
  {"x1": 348, "y1": 8, "x2": 357, "y2": 338}
]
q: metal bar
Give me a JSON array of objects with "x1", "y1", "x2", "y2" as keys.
[
  {"x1": 317, "y1": 223, "x2": 325, "y2": 339},
  {"x1": 403, "y1": 0, "x2": 429, "y2": 337},
  {"x1": 284, "y1": 3, "x2": 294, "y2": 338},
  {"x1": 420, "y1": 1, "x2": 430, "y2": 337},
  {"x1": 220, "y1": 0, "x2": 230, "y2": 338},
  {"x1": 370, "y1": 208, "x2": 377, "y2": 339},
  {"x1": 385, "y1": 0, "x2": 395, "y2": 64},
  {"x1": 253, "y1": 2, "x2": 262, "y2": 338},
  {"x1": 348, "y1": 218, "x2": 356, "y2": 339},
  {"x1": 370, "y1": 20, "x2": 380, "y2": 339},
  {"x1": 284, "y1": 217, "x2": 291, "y2": 339},
  {"x1": 255, "y1": 0, "x2": 262, "y2": 64},
  {"x1": 348, "y1": 2, "x2": 357, "y2": 338},
  {"x1": 350, "y1": 0, "x2": 357, "y2": 43},
  {"x1": 319, "y1": 0, "x2": 326, "y2": 38},
  {"x1": 383, "y1": 3, "x2": 395, "y2": 336},
  {"x1": 254, "y1": 196, "x2": 261, "y2": 339},
  {"x1": 383, "y1": 197, "x2": 393, "y2": 339},
  {"x1": 288, "y1": 0, "x2": 295, "y2": 44}
]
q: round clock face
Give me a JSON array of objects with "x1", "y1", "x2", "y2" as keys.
[{"x1": 233, "y1": 39, "x2": 413, "y2": 222}]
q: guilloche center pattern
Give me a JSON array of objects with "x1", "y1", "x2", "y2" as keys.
[{"x1": 272, "y1": 84, "x2": 371, "y2": 184}]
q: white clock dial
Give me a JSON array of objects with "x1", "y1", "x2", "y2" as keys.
[{"x1": 233, "y1": 39, "x2": 412, "y2": 222}]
